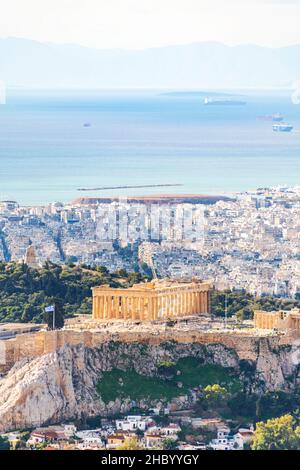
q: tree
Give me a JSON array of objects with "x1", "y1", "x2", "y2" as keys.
[
  {"x1": 0, "y1": 435, "x2": 10, "y2": 450},
  {"x1": 251, "y1": 414, "x2": 300, "y2": 450},
  {"x1": 202, "y1": 384, "x2": 228, "y2": 408},
  {"x1": 158, "y1": 360, "x2": 177, "y2": 379},
  {"x1": 117, "y1": 437, "x2": 144, "y2": 450},
  {"x1": 116, "y1": 269, "x2": 128, "y2": 278},
  {"x1": 21, "y1": 304, "x2": 33, "y2": 322},
  {"x1": 43, "y1": 298, "x2": 65, "y2": 329},
  {"x1": 161, "y1": 438, "x2": 177, "y2": 450}
]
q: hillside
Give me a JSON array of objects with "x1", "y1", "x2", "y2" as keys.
[
  {"x1": 1, "y1": 339, "x2": 300, "y2": 433},
  {"x1": 0, "y1": 261, "x2": 147, "y2": 323},
  {"x1": 1, "y1": 38, "x2": 300, "y2": 88}
]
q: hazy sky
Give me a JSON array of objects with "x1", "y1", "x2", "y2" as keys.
[{"x1": 0, "y1": 0, "x2": 300, "y2": 49}]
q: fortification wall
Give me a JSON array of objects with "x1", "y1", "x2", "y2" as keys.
[{"x1": 1, "y1": 326, "x2": 291, "y2": 373}]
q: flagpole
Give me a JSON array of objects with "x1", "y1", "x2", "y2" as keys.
[{"x1": 53, "y1": 304, "x2": 55, "y2": 330}]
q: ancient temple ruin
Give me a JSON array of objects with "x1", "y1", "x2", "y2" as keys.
[{"x1": 92, "y1": 279, "x2": 211, "y2": 321}]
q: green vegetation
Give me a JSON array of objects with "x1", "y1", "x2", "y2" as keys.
[
  {"x1": 0, "y1": 261, "x2": 150, "y2": 323},
  {"x1": 0, "y1": 435, "x2": 10, "y2": 450},
  {"x1": 96, "y1": 357, "x2": 242, "y2": 404},
  {"x1": 97, "y1": 369, "x2": 179, "y2": 403},
  {"x1": 1, "y1": 258, "x2": 298, "y2": 325},
  {"x1": 251, "y1": 414, "x2": 300, "y2": 450},
  {"x1": 211, "y1": 289, "x2": 300, "y2": 320},
  {"x1": 117, "y1": 437, "x2": 145, "y2": 450},
  {"x1": 224, "y1": 389, "x2": 300, "y2": 424},
  {"x1": 161, "y1": 438, "x2": 178, "y2": 450},
  {"x1": 202, "y1": 384, "x2": 229, "y2": 407},
  {"x1": 175, "y1": 358, "x2": 242, "y2": 393},
  {"x1": 43, "y1": 298, "x2": 65, "y2": 329}
]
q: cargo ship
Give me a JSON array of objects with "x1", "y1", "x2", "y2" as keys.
[
  {"x1": 258, "y1": 113, "x2": 284, "y2": 122},
  {"x1": 204, "y1": 97, "x2": 246, "y2": 106},
  {"x1": 272, "y1": 123, "x2": 293, "y2": 132}
]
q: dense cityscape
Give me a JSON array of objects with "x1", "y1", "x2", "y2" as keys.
[{"x1": 2, "y1": 186, "x2": 300, "y2": 299}]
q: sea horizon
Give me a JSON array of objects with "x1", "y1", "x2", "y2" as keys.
[{"x1": 0, "y1": 88, "x2": 299, "y2": 205}]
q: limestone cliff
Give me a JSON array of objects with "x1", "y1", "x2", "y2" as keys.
[{"x1": 0, "y1": 338, "x2": 299, "y2": 433}]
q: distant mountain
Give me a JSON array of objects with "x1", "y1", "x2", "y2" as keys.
[{"x1": 1, "y1": 38, "x2": 300, "y2": 89}]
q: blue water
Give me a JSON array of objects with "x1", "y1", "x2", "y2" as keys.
[{"x1": 0, "y1": 89, "x2": 300, "y2": 205}]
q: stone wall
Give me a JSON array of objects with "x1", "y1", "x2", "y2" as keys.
[{"x1": 1, "y1": 325, "x2": 296, "y2": 373}]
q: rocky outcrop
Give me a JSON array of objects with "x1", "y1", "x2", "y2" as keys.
[
  {"x1": 0, "y1": 338, "x2": 299, "y2": 432},
  {"x1": 255, "y1": 338, "x2": 300, "y2": 391}
]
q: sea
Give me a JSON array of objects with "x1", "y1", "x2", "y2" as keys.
[{"x1": 0, "y1": 88, "x2": 300, "y2": 205}]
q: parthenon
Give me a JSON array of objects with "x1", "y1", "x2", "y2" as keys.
[{"x1": 92, "y1": 279, "x2": 211, "y2": 321}]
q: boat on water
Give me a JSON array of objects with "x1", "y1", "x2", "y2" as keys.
[
  {"x1": 258, "y1": 113, "x2": 284, "y2": 122},
  {"x1": 204, "y1": 97, "x2": 246, "y2": 106},
  {"x1": 83, "y1": 122, "x2": 91, "y2": 127},
  {"x1": 273, "y1": 123, "x2": 293, "y2": 132},
  {"x1": 272, "y1": 113, "x2": 284, "y2": 122}
]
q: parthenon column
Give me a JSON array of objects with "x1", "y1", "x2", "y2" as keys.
[
  {"x1": 153, "y1": 296, "x2": 158, "y2": 320},
  {"x1": 198, "y1": 292, "x2": 203, "y2": 313},
  {"x1": 116, "y1": 296, "x2": 121, "y2": 319},
  {"x1": 102, "y1": 296, "x2": 107, "y2": 319},
  {"x1": 110, "y1": 296, "x2": 116, "y2": 319},
  {"x1": 190, "y1": 291, "x2": 194, "y2": 314},
  {"x1": 181, "y1": 292, "x2": 185, "y2": 315},
  {"x1": 203, "y1": 291, "x2": 208, "y2": 312},
  {"x1": 127, "y1": 297, "x2": 133, "y2": 320},
  {"x1": 157, "y1": 295, "x2": 162, "y2": 319},
  {"x1": 173, "y1": 294, "x2": 178, "y2": 316},
  {"x1": 192, "y1": 292, "x2": 197, "y2": 314},
  {"x1": 162, "y1": 295, "x2": 166, "y2": 318},
  {"x1": 124, "y1": 296, "x2": 129, "y2": 319},
  {"x1": 108, "y1": 296, "x2": 113, "y2": 319},
  {"x1": 120, "y1": 297, "x2": 125, "y2": 319},
  {"x1": 133, "y1": 297, "x2": 139, "y2": 320},
  {"x1": 199, "y1": 292, "x2": 203, "y2": 313},
  {"x1": 191, "y1": 292, "x2": 196, "y2": 314},
  {"x1": 180, "y1": 292, "x2": 184, "y2": 316},
  {"x1": 195, "y1": 292, "x2": 199, "y2": 314},
  {"x1": 188, "y1": 291, "x2": 192, "y2": 314},
  {"x1": 163, "y1": 295, "x2": 168, "y2": 318},
  {"x1": 140, "y1": 297, "x2": 145, "y2": 320},
  {"x1": 175, "y1": 292, "x2": 181, "y2": 316}
]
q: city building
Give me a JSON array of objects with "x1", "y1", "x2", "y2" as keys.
[
  {"x1": 116, "y1": 415, "x2": 153, "y2": 432},
  {"x1": 24, "y1": 244, "x2": 39, "y2": 268}
]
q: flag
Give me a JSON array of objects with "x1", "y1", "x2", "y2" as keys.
[{"x1": 45, "y1": 305, "x2": 55, "y2": 313}]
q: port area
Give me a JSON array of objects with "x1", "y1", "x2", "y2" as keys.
[{"x1": 77, "y1": 184, "x2": 183, "y2": 191}]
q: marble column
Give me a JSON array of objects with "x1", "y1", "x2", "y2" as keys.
[
  {"x1": 183, "y1": 291, "x2": 187, "y2": 315},
  {"x1": 103, "y1": 296, "x2": 107, "y2": 319},
  {"x1": 127, "y1": 297, "x2": 133, "y2": 320},
  {"x1": 153, "y1": 296, "x2": 158, "y2": 320},
  {"x1": 140, "y1": 297, "x2": 145, "y2": 320},
  {"x1": 133, "y1": 297, "x2": 140, "y2": 320},
  {"x1": 99, "y1": 296, "x2": 104, "y2": 319},
  {"x1": 107, "y1": 296, "x2": 112, "y2": 319}
]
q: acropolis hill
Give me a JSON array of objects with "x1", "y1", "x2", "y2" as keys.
[
  {"x1": 1, "y1": 280, "x2": 300, "y2": 432},
  {"x1": 1, "y1": 278, "x2": 300, "y2": 375}
]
